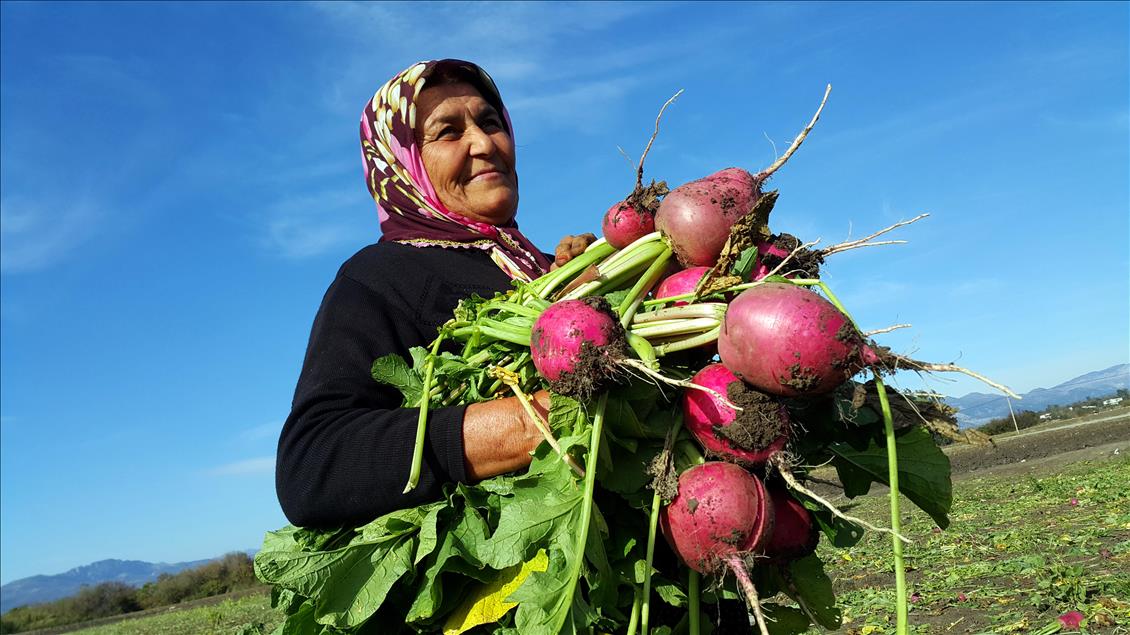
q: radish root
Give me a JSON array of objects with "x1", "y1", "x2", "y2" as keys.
[
  {"x1": 637, "y1": 89, "x2": 684, "y2": 189},
  {"x1": 820, "y1": 213, "x2": 929, "y2": 258},
  {"x1": 760, "y1": 84, "x2": 831, "y2": 179},
  {"x1": 723, "y1": 553, "x2": 771, "y2": 635},
  {"x1": 490, "y1": 366, "x2": 586, "y2": 478},
  {"x1": 771, "y1": 455, "x2": 911, "y2": 544}
]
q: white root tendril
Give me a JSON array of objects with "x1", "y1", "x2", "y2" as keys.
[
  {"x1": 771, "y1": 455, "x2": 912, "y2": 544},
  {"x1": 863, "y1": 324, "x2": 912, "y2": 336},
  {"x1": 724, "y1": 554, "x2": 771, "y2": 635},
  {"x1": 764, "y1": 238, "x2": 822, "y2": 281},
  {"x1": 490, "y1": 366, "x2": 585, "y2": 478},
  {"x1": 760, "y1": 84, "x2": 831, "y2": 179},
  {"x1": 636, "y1": 89, "x2": 684, "y2": 188},
  {"x1": 618, "y1": 358, "x2": 743, "y2": 412},
  {"x1": 882, "y1": 354, "x2": 1020, "y2": 400},
  {"x1": 820, "y1": 213, "x2": 929, "y2": 257}
]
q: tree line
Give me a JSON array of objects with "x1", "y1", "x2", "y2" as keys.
[
  {"x1": 0, "y1": 552, "x2": 261, "y2": 634},
  {"x1": 976, "y1": 388, "x2": 1128, "y2": 436}
]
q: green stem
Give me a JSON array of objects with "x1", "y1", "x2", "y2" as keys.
[
  {"x1": 555, "y1": 393, "x2": 609, "y2": 634},
  {"x1": 631, "y1": 318, "x2": 719, "y2": 340},
  {"x1": 640, "y1": 487, "x2": 662, "y2": 635},
  {"x1": 626, "y1": 587, "x2": 641, "y2": 635},
  {"x1": 562, "y1": 241, "x2": 668, "y2": 300},
  {"x1": 403, "y1": 333, "x2": 447, "y2": 493},
  {"x1": 688, "y1": 569, "x2": 701, "y2": 635},
  {"x1": 451, "y1": 320, "x2": 531, "y2": 347},
  {"x1": 815, "y1": 280, "x2": 908, "y2": 635},
  {"x1": 653, "y1": 327, "x2": 720, "y2": 356},
  {"x1": 619, "y1": 246, "x2": 673, "y2": 326},
  {"x1": 626, "y1": 332, "x2": 658, "y2": 369},
  {"x1": 633, "y1": 303, "x2": 727, "y2": 324},
  {"x1": 875, "y1": 375, "x2": 908, "y2": 634},
  {"x1": 531, "y1": 240, "x2": 616, "y2": 299},
  {"x1": 483, "y1": 300, "x2": 543, "y2": 320}
]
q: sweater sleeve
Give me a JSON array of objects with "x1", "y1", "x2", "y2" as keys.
[{"x1": 276, "y1": 273, "x2": 469, "y2": 529}]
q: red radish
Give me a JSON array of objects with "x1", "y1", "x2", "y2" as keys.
[
  {"x1": 530, "y1": 297, "x2": 628, "y2": 399},
  {"x1": 753, "y1": 240, "x2": 790, "y2": 280},
  {"x1": 660, "y1": 462, "x2": 774, "y2": 575},
  {"x1": 763, "y1": 488, "x2": 819, "y2": 563},
  {"x1": 655, "y1": 168, "x2": 764, "y2": 267},
  {"x1": 654, "y1": 266, "x2": 710, "y2": 306},
  {"x1": 656, "y1": 86, "x2": 830, "y2": 268},
  {"x1": 683, "y1": 364, "x2": 789, "y2": 466},
  {"x1": 601, "y1": 201, "x2": 655, "y2": 249},
  {"x1": 718, "y1": 282, "x2": 869, "y2": 397}
]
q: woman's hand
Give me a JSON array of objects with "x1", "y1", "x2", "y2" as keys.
[
  {"x1": 550, "y1": 233, "x2": 598, "y2": 270},
  {"x1": 462, "y1": 390, "x2": 552, "y2": 481}
]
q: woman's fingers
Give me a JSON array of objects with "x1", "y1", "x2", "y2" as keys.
[{"x1": 555, "y1": 233, "x2": 598, "y2": 265}]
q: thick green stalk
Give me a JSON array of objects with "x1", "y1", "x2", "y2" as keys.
[
  {"x1": 875, "y1": 375, "x2": 908, "y2": 633},
  {"x1": 562, "y1": 241, "x2": 667, "y2": 300},
  {"x1": 553, "y1": 393, "x2": 608, "y2": 634},
  {"x1": 619, "y1": 246, "x2": 673, "y2": 326},
  {"x1": 626, "y1": 587, "x2": 641, "y2": 635},
  {"x1": 639, "y1": 487, "x2": 662, "y2": 635},
  {"x1": 653, "y1": 327, "x2": 720, "y2": 356},
  {"x1": 531, "y1": 240, "x2": 616, "y2": 299},
  {"x1": 815, "y1": 280, "x2": 908, "y2": 635},
  {"x1": 688, "y1": 569, "x2": 701, "y2": 635},
  {"x1": 403, "y1": 333, "x2": 447, "y2": 493},
  {"x1": 631, "y1": 318, "x2": 719, "y2": 340}
]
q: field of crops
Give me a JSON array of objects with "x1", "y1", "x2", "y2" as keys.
[{"x1": 68, "y1": 451, "x2": 1129, "y2": 635}]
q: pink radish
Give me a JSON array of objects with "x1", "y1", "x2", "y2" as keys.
[
  {"x1": 530, "y1": 297, "x2": 628, "y2": 399},
  {"x1": 718, "y1": 282, "x2": 869, "y2": 397},
  {"x1": 659, "y1": 462, "x2": 774, "y2": 575},
  {"x1": 656, "y1": 86, "x2": 830, "y2": 268},
  {"x1": 655, "y1": 168, "x2": 764, "y2": 267},
  {"x1": 602, "y1": 201, "x2": 656, "y2": 250},
  {"x1": 654, "y1": 266, "x2": 710, "y2": 306},
  {"x1": 683, "y1": 364, "x2": 789, "y2": 466},
  {"x1": 763, "y1": 488, "x2": 819, "y2": 563}
]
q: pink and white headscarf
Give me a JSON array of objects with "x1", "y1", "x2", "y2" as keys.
[{"x1": 360, "y1": 59, "x2": 551, "y2": 281}]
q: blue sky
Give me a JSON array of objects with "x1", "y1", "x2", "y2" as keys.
[{"x1": 1, "y1": 2, "x2": 1126, "y2": 584}]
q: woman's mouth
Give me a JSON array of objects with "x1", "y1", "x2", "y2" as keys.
[{"x1": 469, "y1": 169, "x2": 505, "y2": 183}]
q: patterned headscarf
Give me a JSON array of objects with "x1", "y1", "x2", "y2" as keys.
[{"x1": 360, "y1": 59, "x2": 551, "y2": 281}]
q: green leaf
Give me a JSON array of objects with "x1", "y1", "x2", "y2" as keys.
[
  {"x1": 730, "y1": 244, "x2": 760, "y2": 280},
  {"x1": 549, "y1": 394, "x2": 586, "y2": 435},
  {"x1": 784, "y1": 554, "x2": 840, "y2": 629},
  {"x1": 802, "y1": 501, "x2": 865, "y2": 548},
  {"x1": 760, "y1": 603, "x2": 812, "y2": 635},
  {"x1": 829, "y1": 425, "x2": 954, "y2": 528},
  {"x1": 371, "y1": 353, "x2": 423, "y2": 406},
  {"x1": 256, "y1": 533, "x2": 417, "y2": 629}
]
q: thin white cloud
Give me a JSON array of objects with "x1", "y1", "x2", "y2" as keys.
[
  {"x1": 238, "y1": 421, "x2": 282, "y2": 443},
  {"x1": 257, "y1": 189, "x2": 378, "y2": 259},
  {"x1": 0, "y1": 197, "x2": 102, "y2": 274},
  {"x1": 207, "y1": 456, "x2": 276, "y2": 477}
]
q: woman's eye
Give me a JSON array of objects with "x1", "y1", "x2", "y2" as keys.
[{"x1": 436, "y1": 126, "x2": 458, "y2": 139}]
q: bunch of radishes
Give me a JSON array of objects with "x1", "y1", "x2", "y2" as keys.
[{"x1": 392, "y1": 85, "x2": 1013, "y2": 634}]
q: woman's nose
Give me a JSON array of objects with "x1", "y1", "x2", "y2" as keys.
[{"x1": 465, "y1": 125, "x2": 496, "y2": 157}]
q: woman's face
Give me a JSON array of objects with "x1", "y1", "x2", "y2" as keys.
[{"x1": 415, "y1": 82, "x2": 518, "y2": 225}]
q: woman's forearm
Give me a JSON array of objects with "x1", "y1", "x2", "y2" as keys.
[{"x1": 462, "y1": 391, "x2": 550, "y2": 481}]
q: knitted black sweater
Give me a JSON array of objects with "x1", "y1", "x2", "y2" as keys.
[{"x1": 276, "y1": 242, "x2": 512, "y2": 528}]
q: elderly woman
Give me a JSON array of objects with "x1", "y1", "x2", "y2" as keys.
[{"x1": 276, "y1": 59, "x2": 594, "y2": 528}]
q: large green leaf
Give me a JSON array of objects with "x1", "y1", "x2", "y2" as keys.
[
  {"x1": 256, "y1": 533, "x2": 416, "y2": 629},
  {"x1": 370, "y1": 353, "x2": 422, "y2": 407},
  {"x1": 784, "y1": 554, "x2": 840, "y2": 629},
  {"x1": 829, "y1": 425, "x2": 953, "y2": 528}
]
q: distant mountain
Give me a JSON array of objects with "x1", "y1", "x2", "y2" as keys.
[
  {"x1": 1, "y1": 549, "x2": 257, "y2": 611},
  {"x1": 947, "y1": 363, "x2": 1129, "y2": 427}
]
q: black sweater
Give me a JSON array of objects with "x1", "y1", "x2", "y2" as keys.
[{"x1": 276, "y1": 242, "x2": 513, "y2": 528}]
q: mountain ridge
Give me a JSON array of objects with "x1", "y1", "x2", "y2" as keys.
[
  {"x1": 947, "y1": 363, "x2": 1129, "y2": 427},
  {"x1": 1, "y1": 550, "x2": 256, "y2": 611}
]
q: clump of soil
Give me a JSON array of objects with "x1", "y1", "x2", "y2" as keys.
[
  {"x1": 765, "y1": 232, "x2": 824, "y2": 277},
  {"x1": 647, "y1": 450, "x2": 679, "y2": 501},
  {"x1": 627, "y1": 179, "x2": 669, "y2": 214},
  {"x1": 714, "y1": 381, "x2": 789, "y2": 451},
  {"x1": 781, "y1": 363, "x2": 821, "y2": 393}
]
